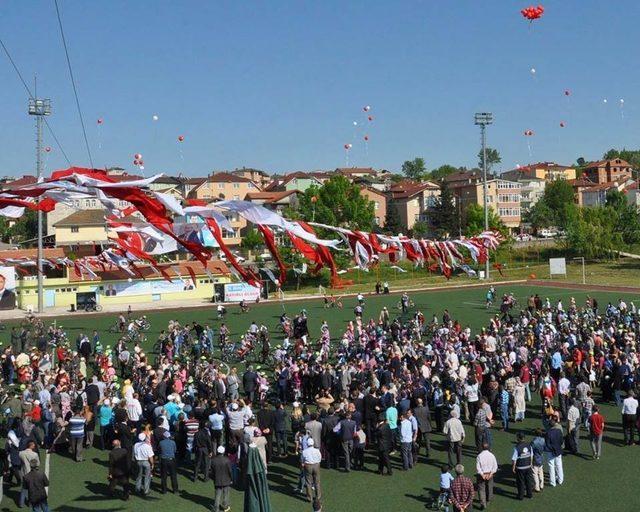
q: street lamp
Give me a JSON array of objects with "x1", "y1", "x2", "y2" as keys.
[
  {"x1": 29, "y1": 97, "x2": 52, "y2": 313},
  {"x1": 475, "y1": 112, "x2": 493, "y2": 280}
]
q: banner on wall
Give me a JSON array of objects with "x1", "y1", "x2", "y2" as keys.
[
  {"x1": 103, "y1": 277, "x2": 196, "y2": 297},
  {"x1": 224, "y1": 282, "x2": 260, "y2": 302},
  {"x1": 0, "y1": 266, "x2": 16, "y2": 310}
]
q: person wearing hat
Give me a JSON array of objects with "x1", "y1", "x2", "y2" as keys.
[
  {"x1": 108, "y1": 439, "x2": 132, "y2": 501},
  {"x1": 211, "y1": 445, "x2": 232, "y2": 512},
  {"x1": 133, "y1": 433, "x2": 154, "y2": 496},
  {"x1": 159, "y1": 431, "x2": 179, "y2": 494},
  {"x1": 22, "y1": 457, "x2": 49, "y2": 511},
  {"x1": 301, "y1": 437, "x2": 322, "y2": 503}
]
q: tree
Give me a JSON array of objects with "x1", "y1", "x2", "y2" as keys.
[
  {"x1": 524, "y1": 201, "x2": 554, "y2": 233},
  {"x1": 540, "y1": 179, "x2": 575, "y2": 228},
  {"x1": 297, "y1": 175, "x2": 375, "y2": 230},
  {"x1": 5, "y1": 210, "x2": 38, "y2": 244},
  {"x1": 564, "y1": 206, "x2": 624, "y2": 259},
  {"x1": 464, "y1": 204, "x2": 506, "y2": 236},
  {"x1": 241, "y1": 228, "x2": 263, "y2": 251},
  {"x1": 477, "y1": 147, "x2": 501, "y2": 172},
  {"x1": 428, "y1": 180, "x2": 456, "y2": 238},
  {"x1": 605, "y1": 189, "x2": 640, "y2": 245},
  {"x1": 401, "y1": 157, "x2": 427, "y2": 181},
  {"x1": 411, "y1": 220, "x2": 430, "y2": 238},
  {"x1": 384, "y1": 205, "x2": 403, "y2": 235},
  {"x1": 429, "y1": 164, "x2": 458, "y2": 182}
]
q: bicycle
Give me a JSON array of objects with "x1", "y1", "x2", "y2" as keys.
[
  {"x1": 428, "y1": 490, "x2": 450, "y2": 511},
  {"x1": 84, "y1": 303, "x2": 103, "y2": 312}
]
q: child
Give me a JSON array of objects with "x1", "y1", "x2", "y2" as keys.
[{"x1": 439, "y1": 464, "x2": 454, "y2": 512}]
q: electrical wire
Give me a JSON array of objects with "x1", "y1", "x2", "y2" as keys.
[
  {"x1": 54, "y1": 0, "x2": 94, "y2": 168},
  {"x1": 0, "y1": 36, "x2": 72, "y2": 166}
]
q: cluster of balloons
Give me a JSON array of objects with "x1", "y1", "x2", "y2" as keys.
[
  {"x1": 178, "y1": 135, "x2": 185, "y2": 142},
  {"x1": 521, "y1": 5, "x2": 544, "y2": 21},
  {"x1": 97, "y1": 118, "x2": 104, "y2": 125},
  {"x1": 343, "y1": 143, "x2": 353, "y2": 150},
  {"x1": 133, "y1": 153, "x2": 145, "y2": 169},
  {"x1": 523, "y1": 130, "x2": 534, "y2": 136}
]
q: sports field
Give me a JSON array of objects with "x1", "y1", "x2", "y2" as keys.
[{"x1": 10, "y1": 283, "x2": 640, "y2": 512}]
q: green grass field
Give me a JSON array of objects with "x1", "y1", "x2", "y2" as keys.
[{"x1": 7, "y1": 284, "x2": 640, "y2": 512}]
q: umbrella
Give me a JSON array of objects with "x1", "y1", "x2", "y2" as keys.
[{"x1": 244, "y1": 445, "x2": 272, "y2": 512}]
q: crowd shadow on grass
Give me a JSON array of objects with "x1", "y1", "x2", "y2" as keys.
[
  {"x1": 178, "y1": 488, "x2": 211, "y2": 507},
  {"x1": 56, "y1": 506, "x2": 127, "y2": 512}
]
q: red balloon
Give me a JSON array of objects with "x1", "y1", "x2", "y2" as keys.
[
  {"x1": 133, "y1": 159, "x2": 139, "y2": 165},
  {"x1": 560, "y1": 122, "x2": 565, "y2": 127},
  {"x1": 521, "y1": 4, "x2": 544, "y2": 21},
  {"x1": 44, "y1": 146, "x2": 52, "y2": 153},
  {"x1": 311, "y1": 196, "x2": 318, "y2": 203},
  {"x1": 364, "y1": 135, "x2": 369, "y2": 141},
  {"x1": 368, "y1": 116, "x2": 373, "y2": 121},
  {"x1": 344, "y1": 143, "x2": 352, "y2": 150},
  {"x1": 97, "y1": 118, "x2": 103, "y2": 125},
  {"x1": 139, "y1": 159, "x2": 144, "y2": 165},
  {"x1": 134, "y1": 153, "x2": 142, "y2": 160},
  {"x1": 564, "y1": 90, "x2": 570, "y2": 96},
  {"x1": 178, "y1": 135, "x2": 185, "y2": 142}
]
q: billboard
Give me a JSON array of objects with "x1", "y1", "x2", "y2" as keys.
[
  {"x1": 103, "y1": 277, "x2": 196, "y2": 297},
  {"x1": 549, "y1": 257, "x2": 567, "y2": 276},
  {"x1": 224, "y1": 282, "x2": 260, "y2": 302},
  {"x1": 0, "y1": 266, "x2": 16, "y2": 310}
]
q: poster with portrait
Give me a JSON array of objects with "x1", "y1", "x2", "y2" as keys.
[{"x1": 0, "y1": 266, "x2": 16, "y2": 310}]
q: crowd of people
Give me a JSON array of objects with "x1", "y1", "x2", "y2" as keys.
[{"x1": 2, "y1": 288, "x2": 639, "y2": 511}]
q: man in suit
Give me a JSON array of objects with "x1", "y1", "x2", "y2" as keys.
[
  {"x1": 0, "y1": 273, "x2": 15, "y2": 310},
  {"x1": 376, "y1": 415, "x2": 393, "y2": 476},
  {"x1": 193, "y1": 422, "x2": 214, "y2": 482},
  {"x1": 256, "y1": 402, "x2": 275, "y2": 462},
  {"x1": 321, "y1": 408, "x2": 340, "y2": 469},
  {"x1": 242, "y1": 366, "x2": 259, "y2": 403},
  {"x1": 305, "y1": 412, "x2": 322, "y2": 450},
  {"x1": 335, "y1": 412, "x2": 357, "y2": 472},
  {"x1": 413, "y1": 398, "x2": 432, "y2": 460},
  {"x1": 108, "y1": 439, "x2": 131, "y2": 500},
  {"x1": 211, "y1": 445, "x2": 233, "y2": 512}
]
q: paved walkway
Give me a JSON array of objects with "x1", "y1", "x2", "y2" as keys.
[{"x1": 0, "y1": 279, "x2": 530, "y2": 321}]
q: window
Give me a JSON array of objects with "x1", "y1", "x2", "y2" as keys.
[
  {"x1": 498, "y1": 207, "x2": 521, "y2": 217},
  {"x1": 71, "y1": 226, "x2": 79, "y2": 233},
  {"x1": 248, "y1": 183, "x2": 254, "y2": 189},
  {"x1": 218, "y1": 183, "x2": 224, "y2": 189},
  {"x1": 374, "y1": 217, "x2": 380, "y2": 225},
  {"x1": 233, "y1": 195, "x2": 240, "y2": 201},
  {"x1": 233, "y1": 183, "x2": 240, "y2": 189},
  {"x1": 91, "y1": 199, "x2": 97, "y2": 207},
  {"x1": 374, "y1": 201, "x2": 379, "y2": 210}
]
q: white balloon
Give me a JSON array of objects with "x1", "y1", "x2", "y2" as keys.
[
  {"x1": 152, "y1": 115, "x2": 159, "y2": 121},
  {"x1": 353, "y1": 121, "x2": 358, "y2": 126},
  {"x1": 140, "y1": 166, "x2": 145, "y2": 170},
  {"x1": 603, "y1": 99, "x2": 608, "y2": 104},
  {"x1": 620, "y1": 99, "x2": 625, "y2": 104},
  {"x1": 530, "y1": 68, "x2": 536, "y2": 74}
]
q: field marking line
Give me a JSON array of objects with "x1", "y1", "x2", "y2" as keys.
[{"x1": 45, "y1": 451, "x2": 50, "y2": 493}]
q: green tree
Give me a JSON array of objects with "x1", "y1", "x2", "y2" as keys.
[
  {"x1": 605, "y1": 189, "x2": 640, "y2": 245},
  {"x1": 464, "y1": 203, "x2": 506, "y2": 236},
  {"x1": 429, "y1": 164, "x2": 458, "y2": 182},
  {"x1": 6, "y1": 210, "x2": 38, "y2": 244},
  {"x1": 297, "y1": 175, "x2": 375, "y2": 230},
  {"x1": 384, "y1": 205, "x2": 403, "y2": 235},
  {"x1": 564, "y1": 206, "x2": 624, "y2": 259},
  {"x1": 524, "y1": 200, "x2": 554, "y2": 233},
  {"x1": 478, "y1": 147, "x2": 501, "y2": 172},
  {"x1": 401, "y1": 157, "x2": 427, "y2": 181},
  {"x1": 240, "y1": 228, "x2": 263, "y2": 251},
  {"x1": 540, "y1": 179, "x2": 575, "y2": 228},
  {"x1": 428, "y1": 180, "x2": 456, "y2": 238},
  {"x1": 411, "y1": 220, "x2": 430, "y2": 238}
]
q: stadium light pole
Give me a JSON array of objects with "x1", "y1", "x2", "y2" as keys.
[
  {"x1": 475, "y1": 112, "x2": 493, "y2": 280},
  {"x1": 28, "y1": 95, "x2": 52, "y2": 313}
]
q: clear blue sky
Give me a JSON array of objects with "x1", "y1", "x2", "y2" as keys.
[{"x1": 1, "y1": 0, "x2": 639, "y2": 177}]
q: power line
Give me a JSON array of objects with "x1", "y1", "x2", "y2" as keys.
[
  {"x1": 0, "y1": 36, "x2": 72, "y2": 166},
  {"x1": 54, "y1": 0, "x2": 93, "y2": 168}
]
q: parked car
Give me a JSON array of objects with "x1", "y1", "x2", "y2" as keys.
[
  {"x1": 538, "y1": 229, "x2": 558, "y2": 238},
  {"x1": 218, "y1": 251, "x2": 246, "y2": 263},
  {"x1": 257, "y1": 252, "x2": 272, "y2": 261},
  {"x1": 514, "y1": 233, "x2": 532, "y2": 242}
]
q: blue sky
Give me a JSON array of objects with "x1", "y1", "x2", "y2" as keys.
[{"x1": 1, "y1": 1, "x2": 639, "y2": 177}]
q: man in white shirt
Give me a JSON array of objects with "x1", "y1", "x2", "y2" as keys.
[
  {"x1": 126, "y1": 393, "x2": 143, "y2": 430},
  {"x1": 566, "y1": 400, "x2": 581, "y2": 454},
  {"x1": 557, "y1": 373, "x2": 570, "y2": 420},
  {"x1": 301, "y1": 438, "x2": 322, "y2": 503},
  {"x1": 476, "y1": 443, "x2": 498, "y2": 509},
  {"x1": 443, "y1": 410, "x2": 465, "y2": 467},
  {"x1": 133, "y1": 433, "x2": 154, "y2": 496},
  {"x1": 622, "y1": 391, "x2": 639, "y2": 445}
]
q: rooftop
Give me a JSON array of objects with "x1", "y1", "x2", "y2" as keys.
[{"x1": 54, "y1": 210, "x2": 108, "y2": 227}]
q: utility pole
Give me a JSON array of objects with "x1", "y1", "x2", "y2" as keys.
[
  {"x1": 475, "y1": 112, "x2": 493, "y2": 280},
  {"x1": 28, "y1": 91, "x2": 52, "y2": 314}
]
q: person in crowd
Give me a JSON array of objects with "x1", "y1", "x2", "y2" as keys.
[{"x1": 475, "y1": 443, "x2": 498, "y2": 510}]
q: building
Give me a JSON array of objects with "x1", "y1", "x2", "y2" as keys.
[
  {"x1": 502, "y1": 162, "x2": 576, "y2": 182},
  {"x1": 53, "y1": 210, "x2": 110, "y2": 246},
  {"x1": 580, "y1": 180, "x2": 634, "y2": 207},
  {"x1": 625, "y1": 183, "x2": 640, "y2": 210},
  {"x1": 335, "y1": 167, "x2": 378, "y2": 180},
  {"x1": 232, "y1": 168, "x2": 271, "y2": 189},
  {"x1": 8, "y1": 251, "x2": 232, "y2": 311},
  {"x1": 188, "y1": 172, "x2": 261, "y2": 201},
  {"x1": 566, "y1": 178, "x2": 597, "y2": 206},
  {"x1": 359, "y1": 186, "x2": 387, "y2": 227},
  {"x1": 517, "y1": 177, "x2": 546, "y2": 211},
  {"x1": 583, "y1": 158, "x2": 633, "y2": 184},
  {"x1": 448, "y1": 172, "x2": 522, "y2": 230},
  {"x1": 147, "y1": 175, "x2": 183, "y2": 193},
  {"x1": 388, "y1": 181, "x2": 440, "y2": 231},
  {"x1": 265, "y1": 172, "x2": 330, "y2": 192},
  {"x1": 245, "y1": 190, "x2": 300, "y2": 214}
]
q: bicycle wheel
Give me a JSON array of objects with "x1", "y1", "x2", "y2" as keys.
[{"x1": 94, "y1": 304, "x2": 103, "y2": 312}]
